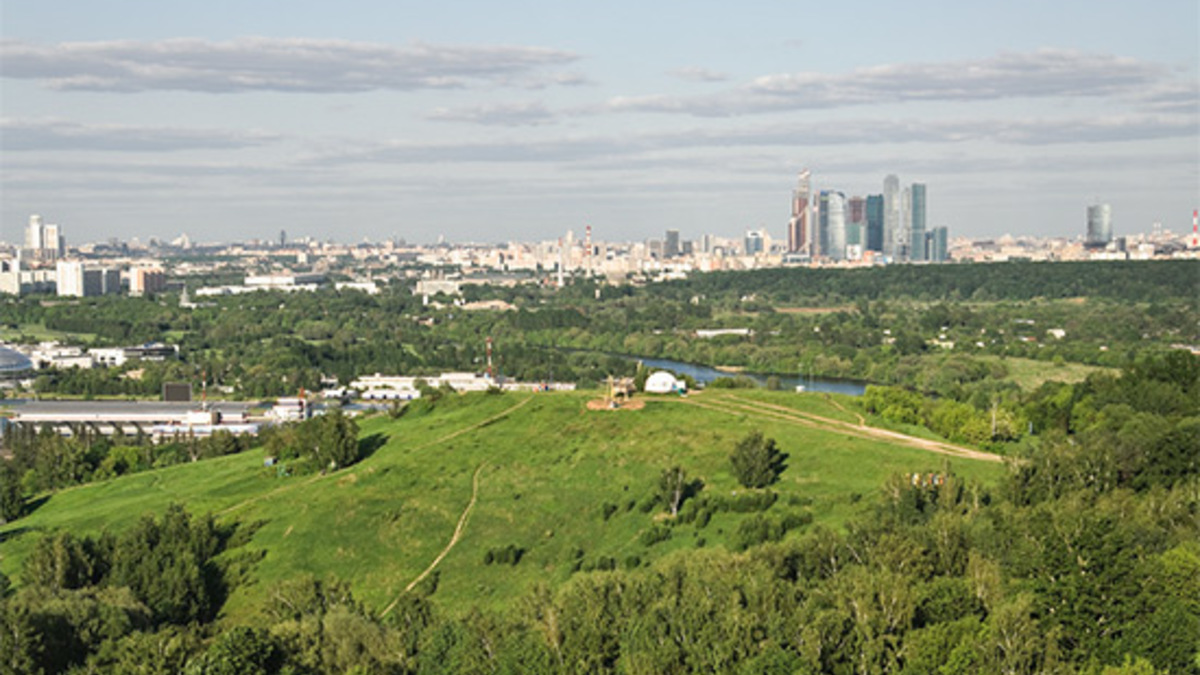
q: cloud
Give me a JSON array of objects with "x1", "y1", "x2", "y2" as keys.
[
  {"x1": 0, "y1": 118, "x2": 280, "y2": 151},
  {"x1": 312, "y1": 113, "x2": 1197, "y2": 166},
  {"x1": 0, "y1": 37, "x2": 580, "y2": 93},
  {"x1": 606, "y1": 49, "x2": 1176, "y2": 116},
  {"x1": 668, "y1": 67, "x2": 730, "y2": 83},
  {"x1": 426, "y1": 102, "x2": 557, "y2": 126}
]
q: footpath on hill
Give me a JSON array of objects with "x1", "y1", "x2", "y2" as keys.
[
  {"x1": 679, "y1": 393, "x2": 1004, "y2": 464},
  {"x1": 218, "y1": 396, "x2": 533, "y2": 518}
]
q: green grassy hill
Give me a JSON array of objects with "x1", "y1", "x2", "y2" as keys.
[{"x1": 0, "y1": 390, "x2": 1006, "y2": 622}]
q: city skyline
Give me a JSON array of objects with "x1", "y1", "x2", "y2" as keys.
[{"x1": 2, "y1": 0, "x2": 1197, "y2": 245}]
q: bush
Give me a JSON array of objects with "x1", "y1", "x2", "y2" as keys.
[
  {"x1": 639, "y1": 525, "x2": 672, "y2": 547},
  {"x1": 731, "y1": 511, "x2": 811, "y2": 551},
  {"x1": 600, "y1": 502, "x2": 619, "y2": 521},
  {"x1": 483, "y1": 544, "x2": 526, "y2": 566}
]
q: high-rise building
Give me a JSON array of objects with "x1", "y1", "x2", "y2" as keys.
[
  {"x1": 43, "y1": 225, "x2": 64, "y2": 258},
  {"x1": 56, "y1": 261, "x2": 119, "y2": 297},
  {"x1": 928, "y1": 227, "x2": 949, "y2": 262},
  {"x1": 865, "y1": 195, "x2": 884, "y2": 252},
  {"x1": 1086, "y1": 204, "x2": 1112, "y2": 246},
  {"x1": 25, "y1": 214, "x2": 65, "y2": 260},
  {"x1": 787, "y1": 170, "x2": 812, "y2": 255},
  {"x1": 129, "y1": 267, "x2": 166, "y2": 296},
  {"x1": 819, "y1": 191, "x2": 847, "y2": 260},
  {"x1": 846, "y1": 196, "x2": 865, "y2": 250},
  {"x1": 25, "y1": 215, "x2": 44, "y2": 251},
  {"x1": 744, "y1": 230, "x2": 765, "y2": 255},
  {"x1": 883, "y1": 175, "x2": 900, "y2": 257},
  {"x1": 664, "y1": 229, "x2": 681, "y2": 258},
  {"x1": 909, "y1": 184, "x2": 927, "y2": 262}
]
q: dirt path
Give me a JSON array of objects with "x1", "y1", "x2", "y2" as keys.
[
  {"x1": 682, "y1": 394, "x2": 1003, "y2": 464},
  {"x1": 379, "y1": 462, "x2": 484, "y2": 618},
  {"x1": 217, "y1": 395, "x2": 532, "y2": 518},
  {"x1": 822, "y1": 394, "x2": 866, "y2": 426}
]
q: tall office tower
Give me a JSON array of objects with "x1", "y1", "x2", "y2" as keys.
[
  {"x1": 909, "y1": 183, "x2": 927, "y2": 261},
  {"x1": 25, "y1": 215, "x2": 45, "y2": 251},
  {"x1": 848, "y1": 195, "x2": 866, "y2": 225},
  {"x1": 664, "y1": 229, "x2": 681, "y2": 258},
  {"x1": 928, "y1": 227, "x2": 949, "y2": 262},
  {"x1": 882, "y1": 175, "x2": 900, "y2": 257},
  {"x1": 817, "y1": 191, "x2": 830, "y2": 258},
  {"x1": 280, "y1": 229, "x2": 287, "y2": 247},
  {"x1": 744, "y1": 229, "x2": 765, "y2": 255},
  {"x1": 900, "y1": 187, "x2": 912, "y2": 260},
  {"x1": 43, "y1": 224, "x2": 64, "y2": 259},
  {"x1": 847, "y1": 196, "x2": 866, "y2": 250},
  {"x1": 787, "y1": 169, "x2": 812, "y2": 255},
  {"x1": 819, "y1": 191, "x2": 847, "y2": 260},
  {"x1": 865, "y1": 194, "x2": 884, "y2": 252},
  {"x1": 1086, "y1": 204, "x2": 1112, "y2": 246}
]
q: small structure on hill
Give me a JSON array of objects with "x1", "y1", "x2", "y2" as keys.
[
  {"x1": 588, "y1": 376, "x2": 642, "y2": 411},
  {"x1": 644, "y1": 371, "x2": 686, "y2": 394}
]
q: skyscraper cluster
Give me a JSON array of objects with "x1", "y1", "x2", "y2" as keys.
[{"x1": 787, "y1": 171, "x2": 948, "y2": 263}]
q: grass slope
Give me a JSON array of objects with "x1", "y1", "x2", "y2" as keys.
[{"x1": 0, "y1": 390, "x2": 1005, "y2": 621}]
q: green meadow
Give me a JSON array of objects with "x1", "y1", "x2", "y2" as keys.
[{"x1": 0, "y1": 390, "x2": 1006, "y2": 622}]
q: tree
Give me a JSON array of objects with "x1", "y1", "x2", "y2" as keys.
[
  {"x1": 312, "y1": 408, "x2": 360, "y2": 470},
  {"x1": 730, "y1": 431, "x2": 786, "y2": 489},
  {"x1": 658, "y1": 466, "x2": 689, "y2": 517},
  {"x1": 0, "y1": 460, "x2": 23, "y2": 523},
  {"x1": 184, "y1": 626, "x2": 281, "y2": 675}
]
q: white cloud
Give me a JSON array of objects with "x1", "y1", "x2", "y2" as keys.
[
  {"x1": 668, "y1": 67, "x2": 730, "y2": 83},
  {"x1": 607, "y1": 49, "x2": 1178, "y2": 116},
  {"x1": 426, "y1": 102, "x2": 556, "y2": 126},
  {"x1": 311, "y1": 114, "x2": 1198, "y2": 166},
  {"x1": 0, "y1": 37, "x2": 580, "y2": 93},
  {"x1": 0, "y1": 118, "x2": 280, "y2": 151}
]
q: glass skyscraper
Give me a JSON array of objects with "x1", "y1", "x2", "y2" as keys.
[
  {"x1": 865, "y1": 194, "x2": 884, "y2": 252},
  {"x1": 909, "y1": 183, "x2": 927, "y2": 262}
]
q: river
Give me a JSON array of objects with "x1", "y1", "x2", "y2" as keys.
[{"x1": 635, "y1": 357, "x2": 866, "y2": 396}]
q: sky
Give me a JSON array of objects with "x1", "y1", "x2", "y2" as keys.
[{"x1": 1, "y1": 0, "x2": 1197, "y2": 246}]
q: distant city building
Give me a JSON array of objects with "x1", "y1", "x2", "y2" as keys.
[
  {"x1": 883, "y1": 175, "x2": 901, "y2": 258},
  {"x1": 24, "y1": 214, "x2": 65, "y2": 260},
  {"x1": 744, "y1": 229, "x2": 765, "y2": 255},
  {"x1": 787, "y1": 169, "x2": 813, "y2": 255},
  {"x1": 909, "y1": 184, "x2": 927, "y2": 262},
  {"x1": 818, "y1": 191, "x2": 846, "y2": 260},
  {"x1": 847, "y1": 195, "x2": 866, "y2": 250},
  {"x1": 1086, "y1": 203, "x2": 1113, "y2": 246},
  {"x1": 0, "y1": 259, "x2": 55, "y2": 295},
  {"x1": 865, "y1": 194, "x2": 884, "y2": 252},
  {"x1": 129, "y1": 267, "x2": 166, "y2": 296},
  {"x1": 56, "y1": 260, "x2": 120, "y2": 297},
  {"x1": 928, "y1": 226, "x2": 949, "y2": 262},
  {"x1": 664, "y1": 229, "x2": 681, "y2": 258}
]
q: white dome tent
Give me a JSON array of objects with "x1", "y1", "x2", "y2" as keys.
[{"x1": 644, "y1": 371, "x2": 686, "y2": 394}]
